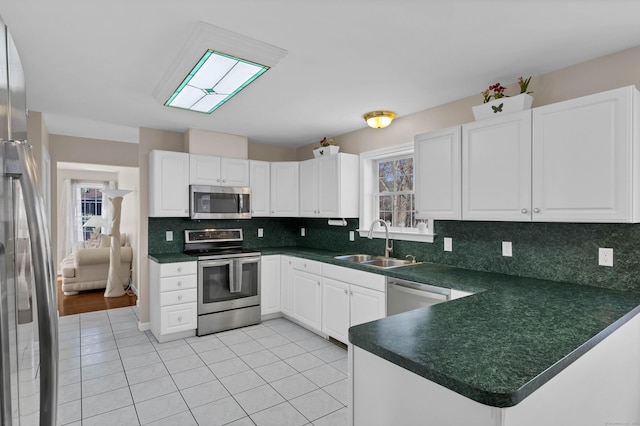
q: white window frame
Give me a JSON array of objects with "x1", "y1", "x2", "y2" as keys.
[{"x1": 358, "y1": 143, "x2": 435, "y2": 243}]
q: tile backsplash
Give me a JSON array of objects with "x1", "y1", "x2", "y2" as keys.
[{"x1": 149, "y1": 217, "x2": 640, "y2": 293}]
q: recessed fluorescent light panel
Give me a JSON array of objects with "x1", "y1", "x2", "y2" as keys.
[{"x1": 165, "y1": 50, "x2": 269, "y2": 114}]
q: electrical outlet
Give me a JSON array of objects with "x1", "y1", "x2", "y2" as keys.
[
  {"x1": 444, "y1": 237, "x2": 452, "y2": 252},
  {"x1": 165, "y1": 231, "x2": 173, "y2": 241},
  {"x1": 599, "y1": 247, "x2": 613, "y2": 267},
  {"x1": 349, "y1": 231, "x2": 355, "y2": 241},
  {"x1": 502, "y1": 241, "x2": 512, "y2": 257},
  {"x1": 258, "y1": 228, "x2": 264, "y2": 238},
  {"x1": 301, "y1": 228, "x2": 306, "y2": 237}
]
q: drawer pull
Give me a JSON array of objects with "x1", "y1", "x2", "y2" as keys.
[
  {"x1": 178, "y1": 295, "x2": 182, "y2": 300},
  {"x1": 177, "y1": 267, "x2": 182, "y2": 272},
  {"x1": 178, "y1": 316, "x2": 183, "y2": 322},
  {"x1": 177, "y1": 281, "x2": 182, "y2": 286}
]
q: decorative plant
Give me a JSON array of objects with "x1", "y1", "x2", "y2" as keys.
[
  {"x1": 518, "y1": 76, "x2": 532, "y2": 94},
  {"x1": 481, "y1": 76, "x2": 532, "y2": 103},
  {"x1": 319, "y1": 137, "x2": 334, "y2": 147},
  {"x1": 482, "y1": 83, "x2": 507, "y2": 103}
]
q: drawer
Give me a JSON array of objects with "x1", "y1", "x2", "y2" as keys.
[
  {"x1": 160, "y1": 302, "x2": 197, "y2": 334},
  {"x1": 160, "y1": 288, "x2": 197, "y2": 306},
  {"x1": 323, "y1": 263, "x2": 386, "y2": 292},
  {"x1": 292, "y1": 257, "x2": 322, "y2": 275},
  {"x1": 160, "y1": 274, "x2": 197, "y2": 292},
  {"x1": 159, "y1": 261, "x2": 197, "y2": 278}
]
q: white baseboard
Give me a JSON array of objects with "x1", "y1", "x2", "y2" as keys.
[{"x1": 138, "y1": 321, "x2": 150, "y2": 332}]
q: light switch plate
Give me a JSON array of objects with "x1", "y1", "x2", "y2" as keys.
[
  {"x1": 349, "y1": 231, "x2": 355, "y2": 241},
  {"x1": 258, "y1": 228, "x2": 264, "y2": 238},
  {"x1": 599, "y1": 247, "x2": 613, "y2": 266},
  {"x1": 444, "y1": 237, "x2": 452, "y2": 252},
  {"x1": 166, "y1": 231, "x2": 173, "y2": 241},
  {"x1": 301, "y1": 228, "x2": 306, "y2": 237},
  {"x1": 502, "y1": 241, "x2": 512, "y2": 257}
]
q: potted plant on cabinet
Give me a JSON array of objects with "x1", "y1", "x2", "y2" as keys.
[
  {"x1": 313, "y1": 137, "x2": 340, "y2": 158},
  {"x1": 472, "y1": 76, "x2": 533, "y2": 120}
]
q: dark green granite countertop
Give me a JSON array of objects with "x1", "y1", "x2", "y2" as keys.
[
  {"x1": 150, "y1": 246, "x2": 640, "y2": 408},
  {"x1": 148, "y1": 253, "x2": 195, "y2": 263}
]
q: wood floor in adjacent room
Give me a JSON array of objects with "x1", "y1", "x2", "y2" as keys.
[{"x1": 57, "y1": 276, "x2": 137, "y2": 316}]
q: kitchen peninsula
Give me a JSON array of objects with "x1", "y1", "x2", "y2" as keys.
[{"x1": 347, "y1": 261, "x2": 640, "y2": 426}]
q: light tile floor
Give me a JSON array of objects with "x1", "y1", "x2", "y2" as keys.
[{"x1": 56, "y1": 307, "x2": 350, "y2": 425}]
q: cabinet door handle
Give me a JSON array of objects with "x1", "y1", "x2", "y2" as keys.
[
  {"x1": 343, "y1": 289, "x2": 348, "y2": 295},
  {"x1": 217, "y1": 178, "x2": 221, "y2": 182},
  {"x1": 349, "y1": 290, "x2": 353, "y2": 295},
  {"x1": 521, "y1": 209, "x2": 528, "y2": 214},
  {"x1": 533, "y1": 208, "x2": 540, "y2": 213}
]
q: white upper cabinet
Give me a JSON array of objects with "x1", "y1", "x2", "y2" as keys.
[
  {"x1": 462, "y1": 111, "x2": 532, "y2": 221},
  {"x1": 415, "y1": 126, "x2": 462, "y2": 220},
  {"x1": 532, "y1": 86, "x2": 639, "y2": 222},
  {"x1": 189, "y1": 154, "x2": 249, "y2": 187},
  {"x1": 149, "y1": 150, "x2": 190, "y2": 217},
  {"x1": 249, "y1": 160, "x2": 270, "y2": 217},
  {"x1": 299, "y1": 153, "x2": 359, "y2": 218},
  {"x1": 270, "y1": 162, "x2": 299, "y2": 216}
]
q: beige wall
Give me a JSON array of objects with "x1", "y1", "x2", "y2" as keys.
[
  {"x1": 248, "y1": 141, "x2": 297, "y2": 161},
  {"x1": 296, "y1": 44, "x2": 640, "y2": 158},
  {"x1": 138, "y1": 127, "x2": 184, "y2": 324},
  {"x1": 184, "y1": 128, "x2": 248, "y2": 158}
]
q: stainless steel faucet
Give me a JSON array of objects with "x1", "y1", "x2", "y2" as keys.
[{"x1": 368, "y1": 219, "x2": 393, "y2": 258}]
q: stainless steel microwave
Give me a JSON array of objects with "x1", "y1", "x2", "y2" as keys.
[{"x1": 189, "y1": 185, "x2": 251, "y2": 219}]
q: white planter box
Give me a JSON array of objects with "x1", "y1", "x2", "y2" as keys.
[
  {"x1": 472, "y1": 93, "x2": 534, "y2": 120},
  {"x1": 313, "y1": 145, "x2": 340, "y2": 158}
]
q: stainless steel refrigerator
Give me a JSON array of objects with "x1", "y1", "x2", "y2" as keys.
[{"x1": 0, "y1": 14, "x2": 58, "y2": 426}]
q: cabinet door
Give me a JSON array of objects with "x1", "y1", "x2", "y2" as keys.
[
  {"x1": 299, "y1": 159, "x2": 318, "y2": 216},
  {"x1": 260, "y1": 255, "x2": 281, "y2": 315},
  {"x1": 292, "y1": 269, "x2": 322, "y2": 331},
  {"x1": 149, "y1": 150, "x2": 190, "y2": 217},
  {"x1": 271, "y1": 162, "x2": 299, "y2": 216},
  {"x1": 250, "y1": 160, "x2": 270, "y2": 217},
  {"x1": 221, "y1": 158, "x2": 250, "y2": 187},
  {"x1": 321, "y1": 277, "x2": 350, "y2": 343},
  {"x1": 532, "y1": 87, "x2": 633, "y2": 222},
  {"x1": 190, "y1": 154, "x2": 222, "y2": 185},
  {"x1": 414, "y1": 126, "x2": 462, "y2": 220},
  {"x1": 462, "y1": 111, "x2": 532, "y2": 221},
  {"x1": 350, "y1": 285, "x2": 385, "y2": 328},
  {"x1": 280, "y1": 256, "x2": 293, "y2": 315},
  {"x1": 317, "y1": 155, "x2": 340, "y2": 217}
]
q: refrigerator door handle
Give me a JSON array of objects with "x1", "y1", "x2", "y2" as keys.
[{"x1": 14, "y1": 140, "x2": 58, "y2": 426}]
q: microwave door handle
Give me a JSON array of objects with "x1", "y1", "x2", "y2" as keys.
[{"x1": 230, "y1": 260, "x2": 242, "y2": 293}]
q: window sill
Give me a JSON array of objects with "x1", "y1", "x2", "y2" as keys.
[{"x1": 357, "y1": 229, "x2": 435, "y2": 243}]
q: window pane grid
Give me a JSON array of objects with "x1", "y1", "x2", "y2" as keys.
[{"x1": 376, "y1": 156, "x2": 415, "y2": 229}]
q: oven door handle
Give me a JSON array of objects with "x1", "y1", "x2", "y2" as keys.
[{"x1": 230, "y1": 260, "x2": 241, "y2": 293}]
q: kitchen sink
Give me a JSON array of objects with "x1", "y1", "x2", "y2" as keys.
[{"x1": 333, "y1": 254, "x2": 420, "y2": 269}]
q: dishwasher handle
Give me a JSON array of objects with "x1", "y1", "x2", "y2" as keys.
[{"x1": 387, "y1": 279, "x2": 450, "y2": 301}]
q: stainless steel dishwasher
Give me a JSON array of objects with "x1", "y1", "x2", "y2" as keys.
[{"x1": 387, "y1": 277, "x2": 451, "y2": 315}]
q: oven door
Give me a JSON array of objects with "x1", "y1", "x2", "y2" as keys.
[{"x1": 198, "y1": 256, "x2": 261, "y2": 315}]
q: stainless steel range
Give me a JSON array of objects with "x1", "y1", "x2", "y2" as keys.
[{"x1": 184, "y1": 229, "x2": 261, "y2": 336}]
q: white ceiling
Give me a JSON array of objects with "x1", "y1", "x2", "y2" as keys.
[{"x1": 3, "y1": 0, "x2": 640, "y2": 148}]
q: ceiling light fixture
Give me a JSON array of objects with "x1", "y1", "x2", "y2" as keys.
[
  {"x1": 154, "y1": 22, "x2": 288, "y2": 115},
  {"x1": 364, "y1": 111, "x2": 396, "y2": 129},
  {"x1": 165, "y1": 50, "x2": 269, "y2": 114}
]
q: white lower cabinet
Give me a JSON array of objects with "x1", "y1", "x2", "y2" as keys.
[
  {"x1": 150, "y1": 260, "x2": 198, "y2": 343},
  {"x1": 321, "y1": 263, "x2": 386, "y2": 344},
  {"x1": 291, "y1": 258, "x2": 322, "y2": 332},
  {"x1": 261, "y1": 255, "x2": 281, "y2": 316}
]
